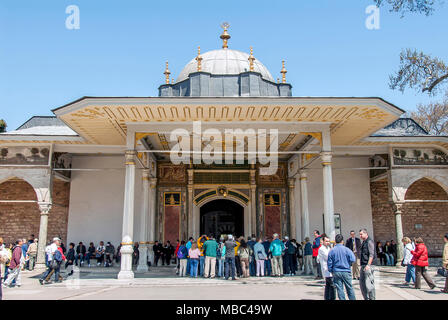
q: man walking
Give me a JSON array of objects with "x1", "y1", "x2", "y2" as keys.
[
  {"x1": 318, "y1": 234, "x2": 335, "y2": 300},
  {"x1": 27, "y1": 238, "x2": 38, "y2": 271},
  {"x1": 269, "y1": 233, "x2": 285, "y2": 277},
  {"x1": 359, "y1": 229, "x2": 376, "y2": 300},
  {"x1": 312, "y1": 230, "x2": 322, "y2": 279},
  {"x1": 345, "y1": 230, "x2": 361, "y2": 280},
  {"x1": 39, "y1": 237, "x2": 62, "y2": 285},
  {"x1": 327, "y1": 234, "x2": 356, "y2": 300},
  {"x1": 3, "y1": 239, "x2": 23, "y2": 288},
  {"x1": 224, "y1": 235, "x2": 237, "y2": 280},
  {"x1": 203, "y1": 235, "x2": 218, "y2": 278}
]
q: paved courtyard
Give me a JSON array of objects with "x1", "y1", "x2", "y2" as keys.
[{"x1": 2, "y1": 265, "x2": 447, "y2": 300}]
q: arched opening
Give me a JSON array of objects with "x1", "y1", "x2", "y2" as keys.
[
  {"x1": 403, "y1": 178, "x2": 448, "y2": 256},
  {"x1": 0, "y1": 178, "x2": 39, "y2": 244},
  {"x1": 200, "y1": 199, "x2": 244, "y2": 238}
]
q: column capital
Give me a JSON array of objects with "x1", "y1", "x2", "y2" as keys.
[
  {"x1": 149, "y1": 177, "x2": 157, "y2": 188},
  {"x1": 125, "y1": 150, "x2": 136, "y2": 165},
  {"x1": 320, "y1": 151, "x2": 333, "y2": 166},
  {"x1": 142, "y1": 168, "x2": 150, "y2": 180},
  {"x1": 391, "y1": 202, "x2": 404, "y2": 214},
  {"x1": 38, "y1": 203, "x2": 52, "y2": 214},
  {"x1": 299, "y1": 170, "x2": 308, "y2": 180},
  {"x1": 288, "y1": 177, "x2": 295, "y2": 188}
]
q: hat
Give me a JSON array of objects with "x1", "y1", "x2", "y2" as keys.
[
  {"x1": 284, "y1": 236, "x2": 289, "y2": 240},
  {"x1": 53, "y1": 237, "x2": 61, "y2": 242},
  {"x1": 228, "y1": 235, "x2": 233, "y2": 240}
]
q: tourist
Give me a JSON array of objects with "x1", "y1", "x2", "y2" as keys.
[
  {"x1": 254, "y1": 238, "x2": 267, "y2": 277},
  {"x1": 270, "y1": 233, "x2": 284, "y2": 277},
  {"x1": 28, "y1": 234, "x2": 35, "y2": 245},
  {"x1": 441, "y1": 234, "x2": 448, "y2": 294},
  {"x1": 234, "y1": 237, "x2": 242, "y2": 278},
  {"x1": 105, "y1": 242, "x2": 115, "y2": 267},
  {"x1": 177, "y1": 241, "x2": 188, "y2": 277},
  {"x1": 216, "y1": 236, "x2": 226, "y2": 278},
  {"x1": 345, "y1": 231, "x2": 361, "y2": 280},
  {"x1": 303, "y1": 237, "x2": 313, "y2": 275},
  {"x1": 3, "y1": 239, "x2": 23, "y2": 288},
  {"x1": 116, "y1": 243, "x2": 121, "y2": 264},
  {"x1": 224, "y1": 235, "x2": 237, "y2": 280},
  {"x1": 197, "y1": 235, "x2": 208, "y2": 276},
  {"x1": 185, "y1": 237, "x2": 194, "y2": 275},
  {"x1": 75, "y1": 242, "x2": 86, "y2": 266},
  {"x1": 376, "y1": 241, "x2": 386, "y2": 266},
  {"x1": 318, "y1": 233, "x2": 335, "y2": 300},
  {"x1": 86, "y1": 242, "x2": 95, "y2": 267},
  {"x1": 411, "y1": 237, "x2": 436, "y2": 290},
  {"x1": 65, "y1": 243, "x2": 76, "y2": 278},
  {"x1": 2, "y1": 244, "x2": 13, "y2": 282},
  {"x1": 39, "y1": 237, "x2": 60, "y2": 285},
  {"x1": 0, "y1": 238, "x2": 9, "y2": 296},
  {"x1": 401, "y1": 237, "x2": 415, "y2": 286},
  {"x1": 296, "y1": 240, "x2": 304, "y2": 272},
  {"x1": 312, "y1": 230, "x2": 322, "y2": 279},
  {"x1": 188, "y1": 243, "x2": 201, "y2": 278},
  {"x1": 163, "y1": 241, "x2": 174, "y2": 266},
  {"x1": 262, "y1": 237, "x2": 272, "y2": 276},
  {"x1": 284, "y1": 236, "x2": 297, "y2": 276},
  {"x1": 27, "y1": 238, "x2": 38, "y2": 271},
  {"x1": 247, "y1": 236, "x2": 257, "y2": 276},
  {"x1": 20, "y1": 238, "x2": 28, "y2": 271},
  {"x1": 203, "y1": 235, "x2": 218, "y2": 278},
  {"x1": 327, "y1": 234, "x2": 356, "y2": 300},
  {"x1": 153, "y1": 241, "x2": 163, "y2": 266},
  {"x1": 238, "y1": 239, "x2": 252, "y2": 278},
  {"x1": 96, "y1": 241, "x2": 106, "y2": 266},
  {"x1": 384, "y1": 241, "x2": 394, "y2": 266},
  {"x1": 133, "y1": 242, "x2": 139, "y2": 266},
  {"x1": 174, "y1": 240, "x2": 180, "y2": 274},
  {"x1": 391, "y1": 240, "x2": 398, "y2": 265},
  {"x1": 359, "y1": 229, "x2": 376, "y2": 300}
]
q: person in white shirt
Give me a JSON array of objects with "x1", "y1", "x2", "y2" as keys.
[
  {"x1": 318, "y1": 234, "x2": 335, "y2": 300},
  {"x1": 96, "y1": 241, "x2": 106, "y2": 266},
  {"x1": 401, "y1": 237, "x2": 416, "y2": 285}
]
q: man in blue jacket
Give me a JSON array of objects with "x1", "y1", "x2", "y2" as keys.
[
  {"x1": 327, "y1": 234, "x2": 356, "y2": 300},
  {"x1": 269, "y1": 234, "x2": 285, "y2": 277}
]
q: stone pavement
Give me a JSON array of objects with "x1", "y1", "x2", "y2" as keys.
[{"x1": 2, "y1": 265, "x2": 447, "y2": 300}]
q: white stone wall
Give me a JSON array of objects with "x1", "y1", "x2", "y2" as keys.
[
  {"x1": 66, "y1": 155, "x2": 143, "y2": 246},
  {"x1": 294, "y1": 156, "x2": 373, "y2": 240}
]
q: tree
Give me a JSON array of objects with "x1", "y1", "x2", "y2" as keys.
[
  {"x1": 389, "y1": 49, "x2": 448, "y2": 95},
  {"x1": 373, "y1": 0, "x2": 439, "y2": 16},
  {"x1": 0, "y1": 119, "x2": 6, "y2": 133},
  {"x1": 410, "y1": 97, "x2": 448, "y2": 135}
]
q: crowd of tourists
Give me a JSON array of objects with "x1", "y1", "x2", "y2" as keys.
[{"x1": 0, "y1": 230, "x2": 447, "y2": 300}]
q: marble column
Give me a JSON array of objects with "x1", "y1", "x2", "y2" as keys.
[
  {"x1": 321, "y1": 152, "x2": 335, "y2": 241},
  {"x1": 147, "y1": 177, "x2": 157, "y2": 265},
  {"x1": 288, "y1": 178, "x2": 297, "y2": 239},
  {"x1": 392, "y1": 202, "x2": 404, "y2": 265},
  {"x1": 137, "y1": 169, "x2": 150, "y2": 273},
  {"x1": 118, "y1": 150, "x2": 136, "y2": 280},
  {"x1": 35, "y1": 203, "x2": 52, "y2": 269},
  {"x1": 249, "y1": 165, "x2": 256, "y2": 237},
  {"x1": 299, "y1": 171, "x2": 310, "y2": 240},
  {"x1": 187, "y1": 168, "x2": 194, "y2": 237}
]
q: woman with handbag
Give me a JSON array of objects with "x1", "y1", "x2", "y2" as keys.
[
  {"x1": 441, "y1": 234, "x2": 448, "y2": 294},
  {"x1": 401, "y1": 237, "x2": 415, "y2": 286},
  {"x1": 411, "y1": 237, "x2": 436, "y2": 290}
]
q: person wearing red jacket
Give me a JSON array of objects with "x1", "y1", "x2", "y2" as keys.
[
  {"x1": 411, "y1": 237, "x2": 436, "y2": 290},
  {"x1": 312, "y1": 230, "x2": 322, "y2": 279}
]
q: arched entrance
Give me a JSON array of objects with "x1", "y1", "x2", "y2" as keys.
[{"x1": 200, "y1": 199, "x2": 244, "y2": 238}]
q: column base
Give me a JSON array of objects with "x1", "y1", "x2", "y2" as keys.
[{"x1": 117, "y1": 270, "x2": 134, "y2": 280}]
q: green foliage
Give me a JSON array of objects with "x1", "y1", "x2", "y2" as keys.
[{"x1": 0, "y1": 119, "x2": 6, "y2": 133}]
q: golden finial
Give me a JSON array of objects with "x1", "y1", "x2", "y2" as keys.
[
  {"x1": 280, "y1": 60, "x2": 287, "y2": 84},
  {"x1": 163, "y1": 61, "x2": 171, "y2": 85},
  {"x1": 195, "y1": 46, "x2": 203, "y2": 72},
  {"x1": 220, "y1": 22, "x2": 231, "y2": 49},
  {"x1": 171, "y1": 78, "x2": 174, "y2": 84},
  {"x1": 248, "y1": 46, "x2": 255, "y2": 71}
]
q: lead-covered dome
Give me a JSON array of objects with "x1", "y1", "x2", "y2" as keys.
[{"x1": 176, "y1": 49, "x2": 275, "y2": 83}]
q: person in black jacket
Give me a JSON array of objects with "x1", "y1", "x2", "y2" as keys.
[
  {"x1": 65, "y1": 243, "x2": 76, "y2": 278},
  {"x1": 163, "y1": 241, "x2": 174, "y2": 265},
  {"x1": 153, "y1": 241, "x2": 163, "y2": 266},
  {"x1": 345, "y1": 231, "x2": 362, "y2": 279},
  {"x1": 75, "y1": 242, "x2": 86, "y2": 266}
]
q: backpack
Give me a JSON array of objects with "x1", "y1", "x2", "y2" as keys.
[
  {"x1": 177, "y1": 246, "x2": 187, "y2": 259},
  {"x1": 54, "y1": 249, "x2": 63, "y2": 262},
  {"x1": 216, "y1": 243, "x2": 223, "y2": 257}
]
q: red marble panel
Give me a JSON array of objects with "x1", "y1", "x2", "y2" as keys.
[
  {"x1": 164, "y1": 206, "x2": 180, "y2": 243},
  {"x1": 264, "y1": 206, "x2": 281, "y2": 238}
]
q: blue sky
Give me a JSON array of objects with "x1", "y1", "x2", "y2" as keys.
[{"x1": 1, "y1": 0, "x2": 447, "y2": 130}]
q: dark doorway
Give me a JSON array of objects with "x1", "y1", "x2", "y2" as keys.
[{"x1": 200, "y1": 199, "x2": 244, "y2": 238}]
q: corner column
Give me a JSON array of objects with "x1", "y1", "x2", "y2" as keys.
[
  {"x1": 321, "y1": 151, "x2": 335, "y2": 240},
  {"x1": 187, "y1": 168, "x2": 194, "y2": 237},
  {"x1": 36, "y1": 203, "x2": 52, "y2": 269},
  {"x1": 147, "y1": 177, "x2": 157, "y2": 265},
  {"x1": 249, "y1": 165, "x2": 256, "y2": 237},
  {"x1": 288, "y1": 178, "x2": 297, "y2": 239},
  {"x1": 118, "y1": 150, "x2": 136, "y2": 279},
  {"x1": 299, "y1": 171, "x2": 310, "y2": 240},
  {"x1": 392, "y1": 202, "x2": 404, "y2": 265},
  {"x1": 137, "y1": 169, "x2": 150, "y2": 272}
]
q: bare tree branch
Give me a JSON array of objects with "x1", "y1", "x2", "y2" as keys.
[
  {"x1": 373, "y1": 0, "x2": 439, "y2": 16},
  {"x1": 410, "y1": 96, "x2": 448, "y2": 135}
]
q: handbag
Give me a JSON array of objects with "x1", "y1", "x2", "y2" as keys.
[{"x1": 437, "y1": 267, "x2": 448, "y2": 277}]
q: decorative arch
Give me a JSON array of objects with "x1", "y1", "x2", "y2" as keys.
[
  {"x1": 194, "y1": 188, "x2": 249, "y2": 207},
  {"x1": 0, "y1": 169, "x2": 52, "y2": 204}
]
